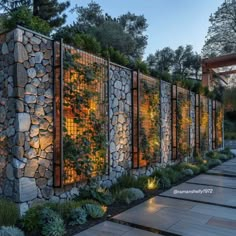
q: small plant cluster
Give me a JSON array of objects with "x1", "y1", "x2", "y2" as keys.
[
  {"x1": 21, "y1": 199, "x2": 107, "y2": 235},
  {"x1": 150, "y1": 148, "x2": 234, "y2": 190},
  {"x1": 75, "y1": 184, "x2": 114, "y2": 206}
]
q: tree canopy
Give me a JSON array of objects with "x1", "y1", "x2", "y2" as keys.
[
  {"x1": 202, "y1": 0, "x2": 236, "y2": 57},
  {"x1": 146, "y1": 45, "x2": 201, "y2": 80},
  {"x1": 54, "y1": 1, "x2": 148, "y2": 66},
  {"x1": 0, "y1": 0, "x2": 70, "y2": 33}
]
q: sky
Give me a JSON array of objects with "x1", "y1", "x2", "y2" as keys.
[{"x1": 64, "y1": 0, "x2": 224, "y2": 59}]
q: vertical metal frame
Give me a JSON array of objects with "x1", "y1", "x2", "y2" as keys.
[
  {"x1": 188, "y1": 90, "x2": 191, "y2": 158},
  {"x1": 212, "y1": 100, "x2": 216, "y2": 150},
  {"x1": 107, "y1": 59, "x2": 111, "y2": 175},
  {"x1": 53, "y1": 39, "x2": 64, "y2": 187},
  {"x1": 159, "y1": 80, "x2": 162, "y2": 163},
  {"x1": 171, "y1": 84, "x2": 177, "y2": 160},
  {"x1": 131, "y1": 70, "x2": 140, "y2": 169},
  {"x1": 195, "y1": 93, "x2": 200, "y2": 154}
]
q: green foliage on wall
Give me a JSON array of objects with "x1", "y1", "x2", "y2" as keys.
[{"x1": 63, "y1": 50, "x2": 107, "y2": 183}]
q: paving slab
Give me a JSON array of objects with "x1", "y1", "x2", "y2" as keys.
[
  {"x1": 206, "y1": 158, "x2": 236, "y2": 176},
  {"x1": 74, "y1": 221, "x2": 163, "y2": 236},
  {"x1": 191, "y1": 203, "x2": 236, "y2": 220},
  {"x1": 169, "y1": 220, "x2": 236, "y2": 236},
  {"x1": 160, "y1": 182, "x2": 236, "y2": 207},
  {"x1": 187, "y1": 174, "x2": 236, "y2": 189},
  {"x1": 112, "y1": 196, "x2": 236, "y2": 236},
  {"x1": 207, "y1": 217, "x2": 236, "y2": 230}
]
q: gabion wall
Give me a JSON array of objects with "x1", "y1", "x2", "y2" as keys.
[{"x1": 0, "y1": 26, "x2": 224, "y2": 214}]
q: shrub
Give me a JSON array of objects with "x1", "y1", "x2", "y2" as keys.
[
  {"x1": 136, "y1": 176, "x2": 149, "y2": 190},
  {"x1": 189, "y1": 165, "x2": 200, "y2": 175},
  {"x1": 117, "y1": 188, "x2": 144, "y2": 204},
  {"x1": 69, "y1": 207, "x2": 87, "y2": 226},
  {"x1": 220, "y1": 147, "x2": 235, "y2": 158},
  {"x1": 50, "y1": 201, "x2": 81, "y2": 220},
  {"x1": 208, "y1": 159, "x2": 222, "y2": 168},
  {"x1": 0, "y1": 226, "x2": 24, "y2": 236},
  {"x1": 85, "y1": 204, "x2": 106, "y2": 219},
  {"x1": 40, "y1": 208, "x2": 65, "y2": 236},
  {"x1": 110, "y1": 174, "x2": 148, "y2": 194},
  {"x1": 41, "y1": 217, "x2": 65, "y2": 236},
  {"x1": 193, "y1": 151, "x2": 203, "y2": 164},
  {"x1": 199, "y1": 164, "x2": 208, "y2": 173},
  {"x1": 151, "y1": 169, "x2": 172, "y2": 189},
  {"x1": 182, "y1": 168, "x2": 194, "y2": 176},
  {"x1": 21, "y1": 205, "x2": 42, "y2": 233},
  {"x1": 206, "y1": 151, "x2": 218, "y2": 159},
  {"x1": 165, "y1": 168, "x2": 184, "y2": 184},
  {"x1": 176, "y1": 163, "x2": 200, "y2": 175},
  {"x1": 0, "y1": 199, "x2": 19, "y2": 227},
  {"x1": 216, "y1": 153, "x2": 228, "y2": 162},
  {"x1": 114, "y1": 175, "x2": 137, "y2": 189},
  {"x1": 90, "y1": 188, "x2": 114, "y2": 206},
  {"x1": 159, "y1": 176, "x2": 171, "y2": 189}
]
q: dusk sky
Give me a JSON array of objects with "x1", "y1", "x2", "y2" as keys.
[{"x1": 65, "y1": 0, "x2": 224, "y2": 58}]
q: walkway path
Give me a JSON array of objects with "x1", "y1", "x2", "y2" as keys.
[{"x1": 75, "y1": 152, "x2": 236, "y2": 236}]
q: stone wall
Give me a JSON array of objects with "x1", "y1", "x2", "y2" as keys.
[
  {"x1": 0, "y1": 30, "x2": 15, "y2": 199},
  {"x1": 160, "y1": 80, "x2": 172, "y2": 163},
  {"x1": 108, "y1": 64, "x2": 132, "y2": 185}
]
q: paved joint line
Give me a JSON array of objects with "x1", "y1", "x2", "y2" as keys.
[
  {"x1": 108, "y1": 218, "x2": 181, "y2": 236},
  {"x1": 205, "y1": 172, "x2": 236, "y2": 178},
  {"x1": 158, "y1": 195, "x2": 236, "y2": 209},
  {"x1": 185, "y1": 181, "x2": 236, "y2": 190}
]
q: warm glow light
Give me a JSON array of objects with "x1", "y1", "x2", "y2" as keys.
[
  {"x1": 203, "y1": 160, "x2": 207, "y2": 164},
  {"x1": 102, "y1": 205, "x2": 107, "y2": 213},
  {"x1": 147, "y1": 177, "x2": 159, "y2": 190}
]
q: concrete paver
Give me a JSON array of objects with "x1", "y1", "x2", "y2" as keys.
[
  {"x1": 74, "y1": 221, "x2": 163, "y2": 236},
  {"x1": 187, "y1": 174, "x2": 236, "y2": 188}
]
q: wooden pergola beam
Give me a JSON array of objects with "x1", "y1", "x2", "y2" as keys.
[{"x1": 202, "y1": 53, "x2": 236, "y2": 69}]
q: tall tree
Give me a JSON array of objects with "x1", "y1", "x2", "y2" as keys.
[
  {"x1": 118, "y1": 12, "x2": 148, "y2": 58},
  {"x1": 0, "y1": 0, "x2": 30, "y2": 12},
  {"x1": 147, "y1": 45, "x2": 201, "y2": 80},
  {"x1": 146, "y1": 47, "x2": 175, "y2": 76},
  {"x1": 0, "y1": 0, "x2": 69, "y2": 29},
  {"x1": 33, "y1": 0, "x2": 70, "y2": 28},
  {"x1": 70, "y1": 1, "x2": 148, "y2": 60},
  {"x1": 202, "y1": 0, "x2": 236, "y2": 57}
]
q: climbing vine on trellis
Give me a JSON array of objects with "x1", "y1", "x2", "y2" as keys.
[
  {"x1": 176, "y1": 92, "x2": 191, "y2": 159},
  {"x1": 200, "y1": 99, "x2": 209, "y2": 153},
  {"x1": 216, "y1": 104, "x2": 223, "y2": 148},
  {"x1": 139, "y1": 79, "x2": 160, "y2": 164},
  {"x1": 63, "y1": 50, "x2": 107, "y2": 184}
]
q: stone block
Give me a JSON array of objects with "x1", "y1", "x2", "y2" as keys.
[
  {"x1": 17, "y1": 177, "x2": 38, "y2": 202},
  {"x1": 24, "y1": 159, "x2": 39, "y2": 177},
  {"x1": 14, "y1": 63, "x2": 27, "y2": 88},
  {"x1": 15, "y1": 113, "x2": 31, "y2": 132},
  {"x1": 14, "y1": 42, "x2": 28, "y2": 63}
]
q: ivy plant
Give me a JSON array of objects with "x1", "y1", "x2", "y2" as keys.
[{"x1": 63, "y1": 50, "x2": 107, "y2": 183}]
